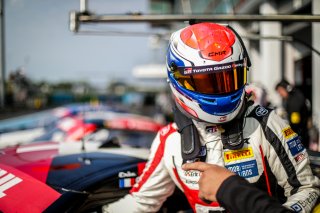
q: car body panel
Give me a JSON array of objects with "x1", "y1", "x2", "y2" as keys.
[{"x1": 0, "y1": 163, "x2": 61, "y2": 213}]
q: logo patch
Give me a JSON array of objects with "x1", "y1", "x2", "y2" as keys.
[
  {"x1": 226, "y1": 160, "x2": 259, "y2": 178},
  {"x1": 294, "y1": 152, "x2": 306, "y2": 164},
  {"x1": 291, "y1": 203, "x2": 302, "y2": 212},
  {"x1": 160, "y1": 125, "x2": 171, "y2": 136},
  {"x1": 199, "y1": 146, "x2": 207, "y2": 157},
  {"x1": 118, "y1": 171, "x2": 137, "y2": 178},
  {"x1": 183, "y1": 68, "x2": 192, "y2": 75},
  {"x1": 218, "y1": 116, "x2": 227, "y2": 122},
  {"x1": 282, "y1": 127, "x2": 297, "y2": 139},
  {"x1": 119, "y1": 178, "x2": 136, "y2": 188},
  {"x1": 0, "y1": 169, "x2": 23, "y2": 198},
  {"x1": 287, "y1": 136, "x2": 305, "y2": 156},
  {"x1": 184, "y1": 170, "x2": 201, "y2": 177},
  {"x1": 255, "y1": 106, "x2": 268, "y2": 116},
  {"x1": 224, "y1": 147, "x2": 254, "y2": 163},
  {"x1": 118, "y1": 170, "x2": 138, "y2": 188}
]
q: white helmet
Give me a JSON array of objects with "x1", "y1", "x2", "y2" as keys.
[{"x1": 166, "y1": 22, "x2": 251, "y2": 123}]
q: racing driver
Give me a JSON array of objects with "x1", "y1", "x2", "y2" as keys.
[{"x1": 102, "y1": 22, "x2": 320, "y2": 212}]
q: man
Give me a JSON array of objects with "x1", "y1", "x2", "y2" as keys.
[
  {"x1": 182, "y1": 162, "x2": 294, "y2": 213},
  {"x1": 275, "y1": 80, "x2": 310, "y2": 148},
  {"x1": 103, "y1": 23, "x2": 319, "y2": 212}
]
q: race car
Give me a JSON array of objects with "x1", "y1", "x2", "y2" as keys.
[
  {"x1": 0, "y1": 141, "x2": 189, "y2": 212},
  {"x1": 0, "y1": 103, "x2": 119, "y2": 148},
  {"x1": 32, "y1": 111, "x2": 164, "y2": 148}
]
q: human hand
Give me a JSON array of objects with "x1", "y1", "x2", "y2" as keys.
[{"x1": 182, "y1": 162, "x2": 235, "y2": 202}]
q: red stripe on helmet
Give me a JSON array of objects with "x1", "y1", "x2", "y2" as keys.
[{"x1": 174, "y1": 96, "x2": 198, "y2": 118}]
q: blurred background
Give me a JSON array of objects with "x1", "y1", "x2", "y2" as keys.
[{"x1": 0, "y1": 0, "x2": 320, "y2": 151}]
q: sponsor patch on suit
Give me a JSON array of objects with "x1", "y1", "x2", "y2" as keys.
[
  {"x1": 287, "y1": 136, "x2": 305, "y2": 156},
  {"x1": 226, "y1": 160, "x2": 258, "y2": 178},
  {"x1": 223, "y1": 147, "x2": 254, "y2": 163},
  {"x1": 282, "y1": 127, "x2": 297, "y2": 139}
]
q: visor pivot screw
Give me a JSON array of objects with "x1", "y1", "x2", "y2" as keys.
[{"x1": 170, "y1": 62, "x2": 177, "y2": 72}]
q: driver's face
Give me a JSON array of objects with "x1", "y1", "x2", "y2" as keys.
[{"x1": 276, "y1": 87, "x2": 288, "y2": 99}]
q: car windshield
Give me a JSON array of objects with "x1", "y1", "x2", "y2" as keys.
[
  {"x1": 33, "y1": 126, "x2": 156, "y2": 149},
  {"x1": 32, "y1": 127, "x2": 66, "y2": 142},
  {"x1": 99, "y1": 129, "x2": 156, "y2": 149}
]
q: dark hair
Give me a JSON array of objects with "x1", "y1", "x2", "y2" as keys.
[{"x1": 275, "y1": 79, "x2": 291, "y2": 91}]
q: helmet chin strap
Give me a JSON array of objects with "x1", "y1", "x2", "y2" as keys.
[
  {"x1": 174, "y1": 94, "x2": 254, "y2": 164},
  {"x1": 173, "y1": 105, "x2": 201, "y2": 164},
  {"x1": 220, "y1": 94, "x2": 253, "y2": 150}
]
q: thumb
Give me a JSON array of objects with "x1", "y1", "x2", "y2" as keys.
[{"x1": 182, "y1": 162, "x2": 211, "y2": 172}]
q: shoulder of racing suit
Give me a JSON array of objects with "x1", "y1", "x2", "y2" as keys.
[{"x1": 246, "y1": 104, "x2": 320, "y2": 213}]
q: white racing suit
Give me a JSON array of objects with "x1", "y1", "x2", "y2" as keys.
[{"x1": 104, "y1": 105, "x2": 320, "y2": 213}]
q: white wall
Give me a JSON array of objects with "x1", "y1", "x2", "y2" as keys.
[{"x1": 258, "y1": 2, "x2": 282, "y2": 107}]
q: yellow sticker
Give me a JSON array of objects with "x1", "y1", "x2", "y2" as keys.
[
  {"x1": 282, "y1": 127, "x2": 297, "y2": 139},
  {"x1": 224, "y1": 147, "x2": 254, "y2": 163}
]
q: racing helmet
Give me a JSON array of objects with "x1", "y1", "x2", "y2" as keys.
[{"x1": 167, "y1": 22, "x2": 251, "y2": 123}]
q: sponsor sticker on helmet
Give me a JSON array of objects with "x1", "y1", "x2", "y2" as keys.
[
  {"x1": 178, "y1": 59, "x2": 245, "y2": 76},
  {"x1": 255, "y1": 106, "x2": 268, "y2": 116},
  {"x1": 225, "y1": 160, "x2": 258, "y2": 178},
  {"x1": 218, "y1": 116, "x2": 227, "y2": 122},
  {"x1": 224, "y1": 147, "x2": 254, "y2": 163}
]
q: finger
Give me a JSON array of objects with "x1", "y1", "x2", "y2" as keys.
[
  {"x1": 200, "y1": 197, "x2": 212, "y2": 204},
  {"x1": 182, "y1": 162, "x2": 212, "y2": 172},
  {"x1": 198, "y1": 192, "x2": 212, "y2": 204}
]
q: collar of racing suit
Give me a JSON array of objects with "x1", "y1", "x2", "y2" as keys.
[{"x1": 175, "y1": 94, "x2": 253, "y2": 163}]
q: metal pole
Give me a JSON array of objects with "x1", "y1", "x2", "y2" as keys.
[
  {"x1": 0, "y1": 0, "x2": 5, "y2": 108},
  {"x1": 80, "y1": 0, "x2": 88, "y2": 13},
  {"x1": 77, "y1": 14, "x2": 320, "y2": 23}
]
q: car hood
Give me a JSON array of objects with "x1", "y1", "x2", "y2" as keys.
[
  {"x1": 0, "y1": 142, "x2": 149, "y2": 191},
  {"x1": 0, "y1": 163, "x2": 61, "y2": 213}
]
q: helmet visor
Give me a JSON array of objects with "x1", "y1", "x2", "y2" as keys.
[{"x1": 172, "y1": 59, "x2": 247, "y2": 95}]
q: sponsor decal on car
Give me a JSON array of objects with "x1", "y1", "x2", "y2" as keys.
[
  {"x1": 119, "y1": 178, "x2": 136, "y2": 188},
  {"x1": 224, "y1": 147, "x2": 254, "y2": 163},
  {"x1": 0, "y1": 169, "x2": 22, "y2": 198},
  {"x1": 226, "y1": 160, "x2": 259, "y2": 178},
  {"x1": 118, "y1": 171, "x2": 138, "y2": 188},
  {"x1": 0, "y1": 163, "x2": 61, "y2": 213}
]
